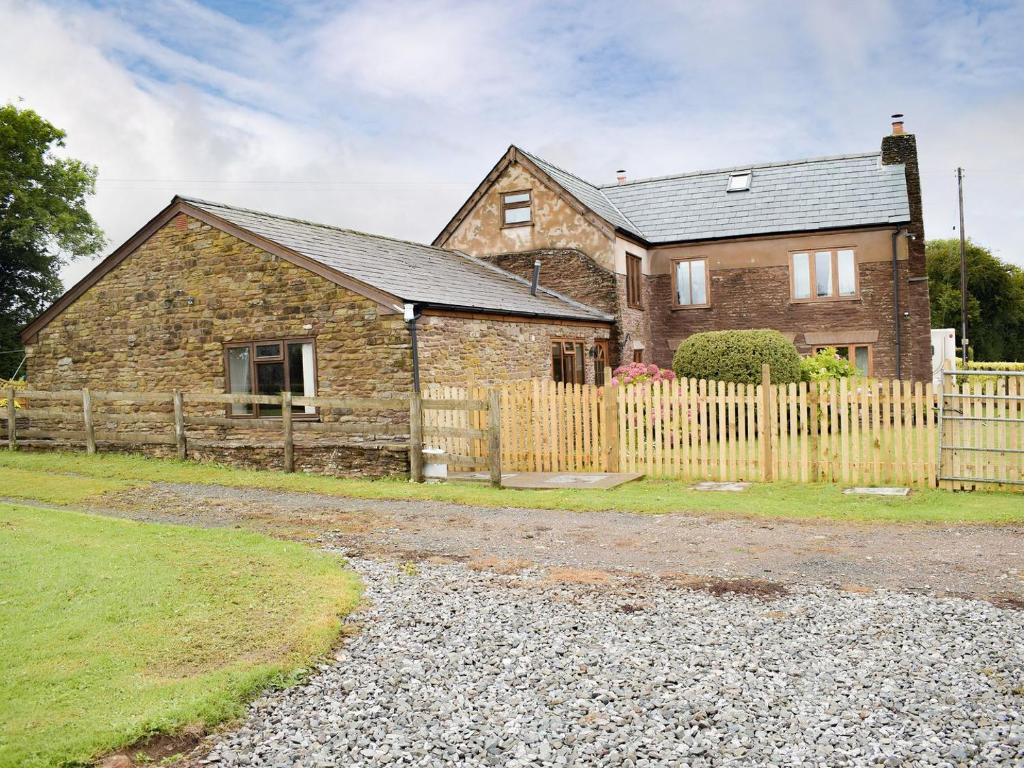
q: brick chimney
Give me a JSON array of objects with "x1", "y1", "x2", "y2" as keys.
[
  {"x1": 880, "y1": 114, "x2": 931, "y2": 381},
  {"x1": 881, "y1": 113, "x2": 923, "y2": 255}
]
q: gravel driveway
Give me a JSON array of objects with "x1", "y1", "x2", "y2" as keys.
[{"x1": 195, "y1": 557, "x2": 1024, "y2": 768}]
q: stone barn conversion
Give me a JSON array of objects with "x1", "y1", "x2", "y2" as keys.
[
  {"x1": 19, "y1": 197, "x2": 612, "y2": 474},
  {"x1": 21, "y1": 196, "x2": 614, "y2": 399}
]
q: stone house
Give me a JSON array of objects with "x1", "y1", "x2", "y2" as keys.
[
  {"x1": 434, "y1": 117, "x2": 931, "y2": 381},
  {"x1": 20, "y1": 197, "x2": 614, "y2": 406}
]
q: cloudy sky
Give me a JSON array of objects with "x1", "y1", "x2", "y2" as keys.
[{"x1": 2, "y1": 0, "x2": 1022, "y2": 287}]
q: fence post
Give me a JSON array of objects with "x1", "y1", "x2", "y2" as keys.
[
  {"x1": 808, "y1": 382, "x2": 820, "y2": 481},
  {"x1": 604, "y1": 381, "x2": 620, "y2": 473},
  {"x1": 281, "y1": 391, "x2": 294, "y2": 472},
  {"x1": 759, "y1": 364, "x2": 773, "y2": 481},
  {"x1": 488, "y1": 388, "x2": 502, "y2": 487},
  {"x1": 82, "y1": 388, "x2": 96, "y2": 454},
  {"x1": 6, "y1": 386, "x2": 16, "y2": 451},
  {"x1": 172, "y1": 390, "x2": 187, "y2": 460},
  {"x1": 408, "y1": 391, "x2": 424, "y2": 482}
]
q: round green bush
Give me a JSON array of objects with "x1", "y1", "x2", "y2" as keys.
[{"x1": 672, "y1": 329, "x2": 802, "y2": 384}]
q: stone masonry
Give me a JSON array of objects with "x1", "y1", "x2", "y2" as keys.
[{"x1": 417, "y1": 312, "x2": 611, "y2": 387}]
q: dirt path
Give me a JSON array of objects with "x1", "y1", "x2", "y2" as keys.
[{"x1": 84, "y1": 482, "x2": 1024, "y2": 602}]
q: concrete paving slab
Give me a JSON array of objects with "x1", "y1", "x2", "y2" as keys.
[
  {"x1": 692, "y1": 481, "x2": 751, "y2": 492},
  {"x1": 843, "y1": 486, "x2": 912, "y2": 496},
  {"x1": 449, "y1": 471, "x2": 644, "y2": 490}
]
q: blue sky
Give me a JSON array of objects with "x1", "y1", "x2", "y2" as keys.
[{"x1": 2, "y1": 0, "x2": 1023, "y2": 285}]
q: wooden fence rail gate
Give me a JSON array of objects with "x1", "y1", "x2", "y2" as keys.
[
  {"x1": 5, "y1": 369, "x2": 1023, "y2": 492},
  {"x1": 1, "y1": 385, "x2": 504, "y2": 486},
  {"x1": 937, "y1": 368, "x2": 1024, "y2": 490}
]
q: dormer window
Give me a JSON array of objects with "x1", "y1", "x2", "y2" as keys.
[
  {"x1": 502, "y1": 190, "x2": 532, "y2": 226},
  {"x1": 727, "y1": 171, "x2": 752, "y2": 192}
]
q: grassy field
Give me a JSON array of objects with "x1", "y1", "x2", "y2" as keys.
[
  {"x1": 2, "y1": 450, "x2": 1022, "y2": 524},
  {"x1": 0, "y1": 502, "x2": 361, "y2": 768}
]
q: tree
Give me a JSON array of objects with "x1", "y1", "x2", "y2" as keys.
[
  {"x1": 926, "y1": 238, "x2": 1024, "y2": 362},
  {"x1": 1, "y1": 104, "x2": 105, "y2": 379}
]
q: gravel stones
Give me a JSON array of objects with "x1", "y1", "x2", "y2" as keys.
[{"x1": 200, "y1": 558, "x2": 1024, "y2": 767}]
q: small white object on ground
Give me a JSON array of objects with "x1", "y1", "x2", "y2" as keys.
[
  {"x1": 843, "y1": 486, "x2": 911, "y2": 496},
  {"x1": 421, "y1": 448, "x2": 447, "y2": 481},
  {"x1": 691, "y1": 481, "x2": 751, "y2": 492}
]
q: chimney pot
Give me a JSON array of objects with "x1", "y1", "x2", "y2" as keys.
[
  {"x1": 891, "y1": 113, "x2": 905, "y2": 135},
  {"x1": 616, "y1": 169, "x2": 627, "y2": 185}
]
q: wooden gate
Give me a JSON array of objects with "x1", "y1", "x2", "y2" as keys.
[{"x1": 937, "y1": 368, "x2": 1024, "y2": 489}]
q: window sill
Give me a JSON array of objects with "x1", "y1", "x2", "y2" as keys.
[
  {"x1": 670, "y1": 304, "x2": 712, "y2": 311},
  {"x1": 501, "y1": 222, "x2": 534, "y2": 230},
  {"x1": 789, "y1": 295, "x2": 862, "y2": 305},
  {"x1": 225, "y1": 415, "x2": 322, "y2": 422}
]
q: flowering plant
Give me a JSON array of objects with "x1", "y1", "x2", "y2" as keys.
[
  {"x1": 0, "y1": 378, "x2": 25, "y2": 410},
  {"x1": 611, "y1": 362, "x2": 676, "y2": 387}
]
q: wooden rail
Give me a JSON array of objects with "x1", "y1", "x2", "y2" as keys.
[{"x1": 2, "y1": 386, "x2": 503, "y2": 485}]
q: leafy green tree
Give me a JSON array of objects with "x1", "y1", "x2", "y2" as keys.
[
  {"x1": 926, "y1": 239, "x2": 1024, "y2": 362},
  {"x1": 1, "y1": 104, "x2": 105, "y2": 378}
]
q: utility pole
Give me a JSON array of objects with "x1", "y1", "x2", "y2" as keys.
[{"x1": 957, "y1": 167, "x2": 969, "y2": 365}]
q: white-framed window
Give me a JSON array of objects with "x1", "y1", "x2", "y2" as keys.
[{"x1": 791, "y1": 248, "x2": 858, "y2": 300}]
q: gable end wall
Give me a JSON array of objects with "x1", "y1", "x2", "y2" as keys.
[{"x1": 25, "y1": 214, "x2": 413, "y2": 398}]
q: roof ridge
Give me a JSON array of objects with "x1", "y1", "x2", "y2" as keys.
[
  {"x1": 516, "y1": 147, "x2": 604, "y2": 192},
  {"x1": 178, "y1": 195, "x2": 456, "y2": 256},
  {"x1": 180, "y1": 195, "x2": 612, "y2": 321},
  {"x1": 598, "y1": 151, "x2": 885, "y2": 189},
  {"x1": 453, "y1": 250, "x2": 614, "y2": 320}
]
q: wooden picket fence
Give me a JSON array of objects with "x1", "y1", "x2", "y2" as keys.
[{"x1": 463, "y1": 368, "x2": 943, "y2": 487}]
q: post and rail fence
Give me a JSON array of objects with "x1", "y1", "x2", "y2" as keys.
[{"x1": 3, "y1": 366, "x2": 1021, "y2": 491}]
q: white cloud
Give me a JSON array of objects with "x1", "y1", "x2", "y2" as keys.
[{"x1": 1, "y1": 0, "x2": 1022, "y2": 291}]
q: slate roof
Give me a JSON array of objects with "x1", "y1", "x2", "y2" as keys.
[
  {"x1": 182, "y1": 197, "x2": 612, "y2": 322},
  {"x1": 519, "y1": 149, "x2": 644, "y2": 239},
  {"x1": 519, "y1": 148, "x2": 910, "y2": 244}
]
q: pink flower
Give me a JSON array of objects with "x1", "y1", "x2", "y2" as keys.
[
  {"x1": 647, "y1": 364, "x2": 658, "y2": 374},
  {"x1": 610, "y1": 377, "x2": 619, "y2": 386}
]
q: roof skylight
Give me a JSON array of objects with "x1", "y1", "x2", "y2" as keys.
[{"x1": 727, "y1": 171, "x2": 752, "y2": 192}]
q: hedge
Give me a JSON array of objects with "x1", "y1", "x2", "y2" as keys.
[{"x1": 672, "y1": 330, "x2": 802, "y2": 385}]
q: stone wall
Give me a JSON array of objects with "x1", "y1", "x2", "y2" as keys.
[
  {"x1": 479, "y1": 249, "x2": 618, "y2": 315},
  {"x1": 18, "y1": 441, "x2": 409, "y2": 478},
  {"x1": 23, "y1": 213, "x2": 415, "y2": 476},
  {"x1": 417, "y1": 311, "x2": 612, "y2": 386},
  {"x1": 25, "y1": 213, "x2": 413, "y2": 399},
  {"x1": 442, "y1": 160, "x2": 617, "y2": 271}
]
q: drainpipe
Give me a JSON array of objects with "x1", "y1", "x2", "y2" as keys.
[
  {"x1": 891, "y1": 229, "x2": 904, "y2": 380},
  {"x1": 404, "y1": 303, "x2": 421, "y2": 393}
]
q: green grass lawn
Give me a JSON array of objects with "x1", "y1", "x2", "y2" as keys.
[
  {"x1": 0, "y1": 502, "x2": 361, "y2": 768},
  {"x1": 0, "y1": 465, "x2": 138, "y2": 504},
  {"x1": 1, "y1": 450, "x2": 1022, "y2": 524}
]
